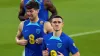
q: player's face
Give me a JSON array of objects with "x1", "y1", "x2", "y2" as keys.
[
  {"x1": 26, "y1": 8, "x2": 39, "y2": 20},
  {"x1": 51, "y1": 18, "x2": 64, "y2": 31}
]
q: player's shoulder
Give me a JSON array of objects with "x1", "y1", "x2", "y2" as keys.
[
  {"x1": 61, "y1": 32, "x2": 69, "y2": 37},
  {"x1": 61, "y1": 32, "x2": 74, "y2": 43},
  {"x1": 43, "y1": 32, "x2": 53, "y2": 39},
  {"x1": 20, "y1": 20, "x2": 30, "y2": 27},
  {"x1": 24, "y1": 19, "x2": 30, "y2": 23},
  {"x1": 19, "y1": 21, "x2": 24, "y2": 26},
  {"x1": 39, "y1": 19, "x2": 46, "y2": 24},
  {"x1": 61, "y1": 32, "x2": 72, "y2": 40},
  {"x1": 43, "y1": 32, "x2": 52, "y2": 37},
  {"x1": 18, "y1": 21, "x2": 25, "y2": 31}
]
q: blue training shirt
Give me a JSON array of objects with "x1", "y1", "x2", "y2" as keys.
[
  {"x1": 42, "y1": 32, "x2": 79, "y2": 56},
  {"x1": 24, "y1": 0, "x2": 49, "y2": 21},
  {"x1": 22, "y1": 19, "x2": 45, "y2": 56}
]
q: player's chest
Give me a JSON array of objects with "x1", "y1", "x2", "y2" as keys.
[
  {"x1": 45, "y1": 39, "x2": 66, "y2": 50},
  {"x1": 23, "y1": 25, "x2": 43, "y2": 37}
]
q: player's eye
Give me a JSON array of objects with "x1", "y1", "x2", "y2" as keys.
[
  {"x1": 53, "y1": 21, "x2": 62, "y2": 24},
  {"x1": 58, "y1": 21, "x2": 62, "y2": 24},
  {"x1": 30, "y1": 10, "x2": 33, "y2": 13},
  {"x1": 53, "y1": 21, "x2": 57, "y2": 24}
]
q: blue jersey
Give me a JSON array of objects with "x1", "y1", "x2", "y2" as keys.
[
  {"x1": 42, "y1": 32, "x2": 78, "y2": 56},
  {"x1": 24, "y1": 0, "x2": 49, "y2": 21},
  {"x1": 22, "y1": 19, "x2": 45, "y2": 56}
]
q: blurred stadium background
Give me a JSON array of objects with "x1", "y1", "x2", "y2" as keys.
[{"x1": 0, "y1": 0, "x2": 100, "y2": 56}]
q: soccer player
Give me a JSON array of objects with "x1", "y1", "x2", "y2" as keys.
[
  {"x1": 18, "y1": 0, "x2": 57, "y2": 21},
  {"x1": 42, "y1": 15, "x2": 80, "y2": 56},
  {"x1": 15, "y1": 1, "x2": 53, "y2": 56}
]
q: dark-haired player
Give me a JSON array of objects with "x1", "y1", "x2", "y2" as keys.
[{"x1": 18, "y1": 0, "x2": 57, "y2": 21}]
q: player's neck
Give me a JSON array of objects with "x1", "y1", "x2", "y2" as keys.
[
  {"x1": 53, "y1": 29, "x2": 62, "y2": 37},
  {"x1": 30, "y1": 16, "x2": 39, "y2": 22}
]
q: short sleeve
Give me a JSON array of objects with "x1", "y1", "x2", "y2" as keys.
[{"x1": 68, "y1": 38, "x2": 78, "y2": 54}]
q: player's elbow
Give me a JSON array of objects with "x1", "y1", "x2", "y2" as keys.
[
  {"x1": 18, "y1": 16, "x2": 21, "y2": 21},
  {"x1": 76, "y1": 52, "x2": 80, "y2": 56},
  {"x1": 44, "y1": 22, "x2": 53, "y2": 33},
  {"x1": 54, "y1": 10, "x2": 57, "y2": 15},
  {"x1": 15, "y1": 37, "x2": 19, "y2": 45},
  {"x1": 72, "y1": 52, "x2": 80, "y2": 56}
]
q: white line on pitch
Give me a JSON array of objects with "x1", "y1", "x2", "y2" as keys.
[{"x1": 69, "y1": 30, "x2": 100, "y2": 37}]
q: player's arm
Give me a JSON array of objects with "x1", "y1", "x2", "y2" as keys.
[
  {"x1": 15, "y1": 21, "x2": 28, "y2": 46},
  {"x1": 42, "y1": 48, "x2": 49, "y2": 56},
  {"x1": 68, "y1": 38, "x2": 80, "y2": 56},
  {"x1": 72, "y1": 52, "x2": 80, "y2": 56},
  {"x1": 44, "y1": 0, "x2": 57, "y2": 20},
  {"x1": 44, "y1": 21, "x2": 53, "y2": 34},
  {"x1": 18, "y1": 0, "x2": 28, "y2": 21},
  {"x1": 35, "y1": 22, "x2": 53, "y2": 44}
]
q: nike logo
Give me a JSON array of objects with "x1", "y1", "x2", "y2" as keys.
[
  {"x1": 25, "y1": 30, "x2": 28, "y2": 32},
  {"x1": 47, "y1": 44, "x2": 50, "y2": 45}
]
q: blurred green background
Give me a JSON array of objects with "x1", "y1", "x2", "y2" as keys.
[{"x1": 0, "y1": 0, "x2": 100, "y2": 56}]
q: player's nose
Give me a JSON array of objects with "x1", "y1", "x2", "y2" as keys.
[{"x1": 55, "y1": 23, "x2": 59, "y2": 25}]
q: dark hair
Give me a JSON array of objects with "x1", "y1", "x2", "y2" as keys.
[
  {"x1": 25, "y1": 1, "x2": 39, "y2": 9},
  {"x1": 50, "y1": 15, "x2": 63, "y2": 22}
]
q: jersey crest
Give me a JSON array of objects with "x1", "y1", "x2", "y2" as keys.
[
  {"x1": 36, "y1": 29, "x2": 41, "y2": 34},
  {"x1": 57, "y1": 43, "x2": 62, "y2": 48}
]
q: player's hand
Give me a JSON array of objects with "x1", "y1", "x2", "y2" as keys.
[
  {"x1": 17, "y1": 39, "x2": 28, "y2": 46},
  {"x1": 58, "y1": 52, "x2": 64, "y2": 56},
  {"x1": 35, "y1": 38, "x2": 43, "y2": 44},
  {"x1": 42, "y1": 48, "x2": 49, "y2": 56}
]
